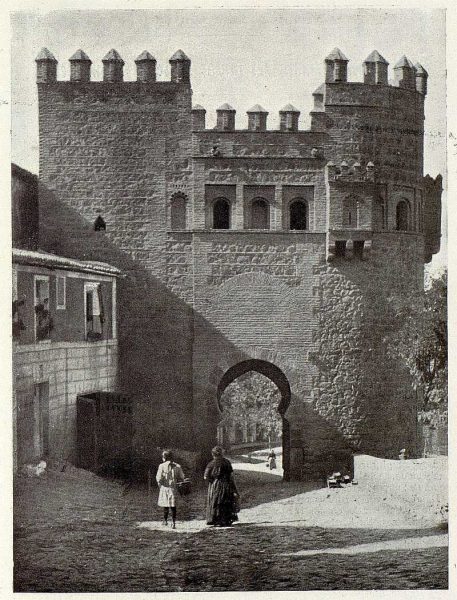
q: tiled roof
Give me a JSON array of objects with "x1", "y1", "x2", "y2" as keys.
[
  {"x1": 135, "y1": 50, "x2": 156, "y2": 62},
  {"x1": 279, "y1": 104, "x2": 300, "y2": 112},
  {"x1": 13, "y1": 248, "x2": 122, "y2": 276},
  {"x1": 364, "y1": 50, "x2": 388, "y2": 64},
  {"x1": 414, "y1": 63, "x2": 428, "y2": 75},
  {"x1": 247, "y1": 104, "x2": 268, "y2": 113},
  {"x1": 326, "y1": 48, "x2": 348, "y2": 61},
  {"x1": 69, "y1": 49, "x2": 91, "y2": 62},
  {"x1": 394, "y1": 55, "x2": 414, "y2": 69},
  {"x1": 217, "y1": 103, "x2": 235, "y2": 111},
  {"x1": 170, "y1": 49, "x2": 190, "y2": 61},
  {"x1": 102, "y1": 49, "x2": 124, "y2": 63},
  {"x1": 35, "y1": 48, "x2": 57, "y2": 62}
]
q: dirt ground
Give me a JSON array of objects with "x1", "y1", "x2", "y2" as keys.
[{"x1": 13, "y1": 454, "x2": 448, "y2": 592}]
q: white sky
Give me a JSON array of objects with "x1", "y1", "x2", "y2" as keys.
[{"x1": 9, "y1": 7, "x2": 447, "y2": 265}]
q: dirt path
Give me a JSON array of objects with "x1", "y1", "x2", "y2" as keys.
[{"x1": 13, "y1": 457, "x2": 448, "y2": 592}]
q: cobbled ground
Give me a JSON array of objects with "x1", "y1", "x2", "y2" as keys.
[{"x1": 13, "y1": 457, "x2": 448, "y2": 592}]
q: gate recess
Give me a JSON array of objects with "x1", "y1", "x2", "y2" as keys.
[{"x1": 76, "y1": 392, "x2": 133, "y2": 472}]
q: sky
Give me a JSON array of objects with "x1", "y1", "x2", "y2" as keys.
[{"x1": 9, "y1": 7, "x2": 447, "y2": 265}]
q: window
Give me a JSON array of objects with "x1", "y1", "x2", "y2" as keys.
[
  {"x1": 396, "y1": 200, "x2": 410, "y2": 231},
  {"x1": 250, "y1": 198, "x2": 270, "y2": 229},
  {"x1": 56, "y1": 276, "x2": 66, "y2": 309},
  {"x1": 85, "y1": 282, "x2": 105, "y2": 341},
  {"x1": 213, "y1": 198, "x2": 231, "y2": 229},
  {"x1": 170, "y1": 194, "x2": 187, "y2": 230},
  {"x1": 343, "y1": 196, "x2": 358, "y2": 228},
  {"x1": 34, "y1": 276, "x2": 52, "y2": 342},
  {"x1": 289, "y1": 199, "x2": 308, "y2": 230}
]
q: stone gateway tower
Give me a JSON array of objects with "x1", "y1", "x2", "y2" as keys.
[{"x1": 35, "y1": 47, "x2": 441, "y2": 479}]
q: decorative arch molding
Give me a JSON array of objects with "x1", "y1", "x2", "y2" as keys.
[{"x1": 217, "y1": 359, "x2": 291, "y2": 414}]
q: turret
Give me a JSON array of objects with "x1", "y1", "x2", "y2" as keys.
[
  {"x1": 35, "y1": 48, "x2": 57, "y2": 83},
  {"x1": 325, "y1": 48, "x2": 348, "y2": 83},
  {"x1": 169, "y1": 49, "x2": 191, "y2": 84},
  {"x1": 192, "y1": 104, "x2": 206, "y2": 130},
  {"x1": 135, "y1": 51, "x2": 156, "y2": 83},
  {"x1": 102, "y1": 49, "x2": 124, "y2": 82},
  {"x1": 394, "y1": 56, "x2": 416, "y2": 90},
  {"x1": 216, "y1": 103, "x2": 236, "y2": 131},
  {"x1": 363, "y1": 50, "x2": 388, "y2": 85},
  {"x1": 69, "y1": 49, "x2": 92, "y2": 82},
  {"x1": 414, "y1": 63, "x2": 428, "y2": 95},
  {"x1": 312, "y1": 84, "x2": 325, "y2": 111},
  {"x1": 279, "y1": 104, "x2": 300, "y2": 132},
  {"x1": 247, "y1": 104, "x2": 268, "y2": 131}
]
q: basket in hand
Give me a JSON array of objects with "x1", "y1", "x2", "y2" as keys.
[{"x1": 177, "y1": 478, "x2": 192, "y2": 496}]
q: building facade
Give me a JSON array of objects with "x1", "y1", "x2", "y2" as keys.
[
  {"x1": 12, "y1": 165, "x2": 120, "y2": 472},
  {"x1": 33, "y1": 47, "x2": 441, "y2": 479}
]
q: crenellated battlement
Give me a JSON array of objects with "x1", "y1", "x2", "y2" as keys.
[{"x1": 35, "y1": 47, "x2": 191, "y2": 84}]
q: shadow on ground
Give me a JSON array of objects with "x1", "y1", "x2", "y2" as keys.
[{"x1": 13, "y1": 466, "x2": 448, "y2": 592}]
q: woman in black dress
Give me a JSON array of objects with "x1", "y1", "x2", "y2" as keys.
[{"x1": 204, "y1": 446, "x2": 239, "y2": 527}]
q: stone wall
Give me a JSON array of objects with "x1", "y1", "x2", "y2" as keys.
[
  {"x1": 34, "y1": 54, "x2": 441, "y2": 479},
  {"x1": 37, "y1": 81, "x2": 196, "y2": 457},
  {"x1": 13, "y1": 340, "x2": 117, "y2": 470}
]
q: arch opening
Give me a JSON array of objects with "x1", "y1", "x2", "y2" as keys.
[
  {"x1": 216, "y1": 359, "x2": 291, "y2": 480},
  {"x1": 396, "y1": 199, "x2": 410, "y2": 231},
  {"x1": 250, "y1": 198, "x2": 270, "y2": 229},
  {"x1": 289, "y1": 198, "x2": 308, "y2": 230},
  {"x1": 213, "y1": 197, "x2": 231, "y2": 229}
]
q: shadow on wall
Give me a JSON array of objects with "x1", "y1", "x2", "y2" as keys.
[{"x1": 38, "y1": 182, "x2": 366, "y2": 479}]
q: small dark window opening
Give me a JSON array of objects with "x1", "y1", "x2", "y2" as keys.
[
  {"x1": 335, "y1": 240, "x2": 346, "y2": 258},
  {"x1": 353, "y1": 240, "x2": 364, "y2": 259},
  {"x1": 251, "y1": 198, "x2": 269, "y2": 229},
  {"x1": 213, "y1": 198, "x2": 230, "y2": 229},
  {"x1": 94, "y1": 216, "x2": 106, "y2": 232},
  {"x1": 396, "y1": 200, "x2": 410, "y2": 231},
  {"x1": 343, "y1": 197, "x2": 358, "y2": 228},
  {"x1": 289, "y1": 200, "x2": 308, "y2": 230}
]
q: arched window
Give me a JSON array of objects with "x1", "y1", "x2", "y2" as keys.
[
  {"x1": 343, "y1": 196, "x2": 358, "y2": 228},
  {"x1": 170, "y1": 194, "x2": 187, "y2": 230},
  {"x1": 213, "y1": 198, "x2": 231, "y2": 229},
  {"x1": 289, "y1": 199, "x2": 308, "y2": 230},
  {"x1": 396, "y1": 200, "x2": 410, "y2": 231},
  {"x1": 251, "y1": 198, "x2": 270, "y2": 229}
]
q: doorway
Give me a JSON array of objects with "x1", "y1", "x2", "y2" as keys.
[{"x1": 217, "y1": 359, "x2": 291, "y2": 480}]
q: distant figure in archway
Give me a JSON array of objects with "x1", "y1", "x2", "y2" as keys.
[
  {"x1": 267, "y1": 449, "x2": 277, "y2": 470},
  {"x1": 204, "y1": 446, "x2": 239, "y2": 527}
]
